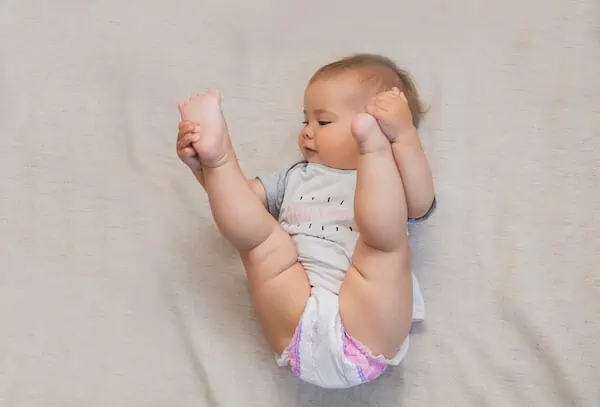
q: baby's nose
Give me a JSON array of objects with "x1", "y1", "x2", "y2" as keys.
[{"x1": 303, "y1": 126, "x2": 315, "y2": 139}]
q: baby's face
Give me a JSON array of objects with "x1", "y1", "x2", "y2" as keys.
[{"x1": 300, "y1": 75, "x2": 366, "y2": 170}]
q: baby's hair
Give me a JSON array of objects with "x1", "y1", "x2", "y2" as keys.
[{"x1": 309, "y1": 53, "x2": 426, "y2": 128}]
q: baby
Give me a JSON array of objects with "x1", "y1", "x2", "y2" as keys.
[{"x1": 176, "y1": 54, "x2": 435, "y2": 389}]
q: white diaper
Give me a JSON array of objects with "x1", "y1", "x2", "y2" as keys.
[{"x1": 276, "y1": 286, "x2": 410, "y2": 389}]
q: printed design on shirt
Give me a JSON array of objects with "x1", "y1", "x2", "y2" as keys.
[{"x1": 280, "y1": 195, "x2": 355, "y2": 234}]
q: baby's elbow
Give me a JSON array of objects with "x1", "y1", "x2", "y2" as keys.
[
  {"x1": 408, "y1": 206, "x2": 429, "y2": 220},
  {"x1": 408, "y1": 196, "x2": 436, "y2": 221}
]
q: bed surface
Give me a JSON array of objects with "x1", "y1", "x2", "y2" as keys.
[{"x1": 1, "y1": 0, "x2": 599, "y2": 405}]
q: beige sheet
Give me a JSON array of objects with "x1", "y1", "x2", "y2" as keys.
[{"x1": 1, "y1": 0, "x2": 599, "y2": 405}]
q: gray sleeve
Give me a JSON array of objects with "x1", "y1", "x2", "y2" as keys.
[
  {"x1": 408, "y1": 195, "x2": 437, "y2": 224},
  {"x1": 256, "y1": 162, "x2": 304, "y2": 219}
]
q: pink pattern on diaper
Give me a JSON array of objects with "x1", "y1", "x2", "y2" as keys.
[
  {"x1": 287, "y1": 323, "x2": 302, "y2": 377},
  {"x1": 342, "y1": 332, "x2": 388, "y2": 382}
]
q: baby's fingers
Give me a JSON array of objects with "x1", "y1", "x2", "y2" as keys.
[
  {"x1": 178, "y1": 120, "x2": 195, "y2": 130},
  {"x1": 177, "y1": 132, "x2": 201, "y2": 150},
  {"x1": 178, "y1": 146, "x2": 197, "y2": 159},
  {"x1": 366, "y1": 105, "x2": 392, "y2": 125},
  {"x1": 365, "y1": 102, "x2": 378, "y2": 116},
  {"x1": 177, "y1": 121, "x2": 196, "y2": 138},
  {"x1": 373, "y1": 96, "x2": 394, "y2": 112},
  {"x1": 388, "y1": 88, "x2": 408, "y2": 104}
]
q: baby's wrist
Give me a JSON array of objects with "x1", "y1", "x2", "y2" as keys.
[
  {"x1": 390, "y1": 126, "x2": 419, "y2": 145},
  {"x1": 192, "y1": 168, "x2": 205, "y2": 186}
]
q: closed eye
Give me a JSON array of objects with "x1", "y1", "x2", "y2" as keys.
[{"x1": 303, "y1": 120, "x2": 331, "y2": 126}]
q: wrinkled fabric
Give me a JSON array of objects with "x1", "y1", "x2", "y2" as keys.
[{"x1": 1, "y1": 0, "x2": 599, "y2": 406}]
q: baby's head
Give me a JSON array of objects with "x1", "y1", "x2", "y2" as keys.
[{"x1": 299, "y1": 53, "x2": 424, "y2": 170}]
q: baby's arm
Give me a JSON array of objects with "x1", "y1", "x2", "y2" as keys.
[
  {"x1": 391, "y1": 130, "x2": 435, "y2": 219},
  {"x1": 365, "y1": 89, "x2": 435, "y2": 219}
]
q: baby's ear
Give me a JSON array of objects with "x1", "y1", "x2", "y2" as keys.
[{"x1": 391, "y1": 87, "x2": 401, "y2": 95}]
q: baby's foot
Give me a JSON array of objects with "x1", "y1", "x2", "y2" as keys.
[
  {"x1": 351, "y1": 113, "x2": 391, "y2": 155},
  {"x1": 178, "y1": 89, "x2": 233, "y2": 168}
]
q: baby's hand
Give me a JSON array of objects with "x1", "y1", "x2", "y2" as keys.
[
  {"x1": 176, "y1": 120, "x2": 203, "y2": 172},
  {"x1": 365, "y1": 87, "x2": 415, "y2": 143}
]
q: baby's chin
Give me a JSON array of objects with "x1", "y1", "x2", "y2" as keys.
[
  {"x1": 302, "y1": 155, "x2": 346, "y2": 170},
  {"x1": 301, "y1": 148, "x2": 319, "y2": 163}
]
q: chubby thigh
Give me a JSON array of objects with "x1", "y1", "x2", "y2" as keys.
[
  {"x1": 338, "y1": 236, "x2": 414, "y2": 360},
  {"x1": 240, "y1": 224, "x2": 311, "y2": 355}
]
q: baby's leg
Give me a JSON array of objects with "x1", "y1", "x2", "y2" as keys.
[
  {"x1": 206, "y1": 163, "x2": 310, "y2": 353},
  {"x1": 339, "y1": 113, "x2": 413, "y2": 359},
  {"x1": 183, "y1": 91, "x2": 310, "y2": 353}
]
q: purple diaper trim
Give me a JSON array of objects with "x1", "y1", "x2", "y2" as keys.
[{"x1": 342, "y1": 331, "x2": 388, "y2": 383}]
